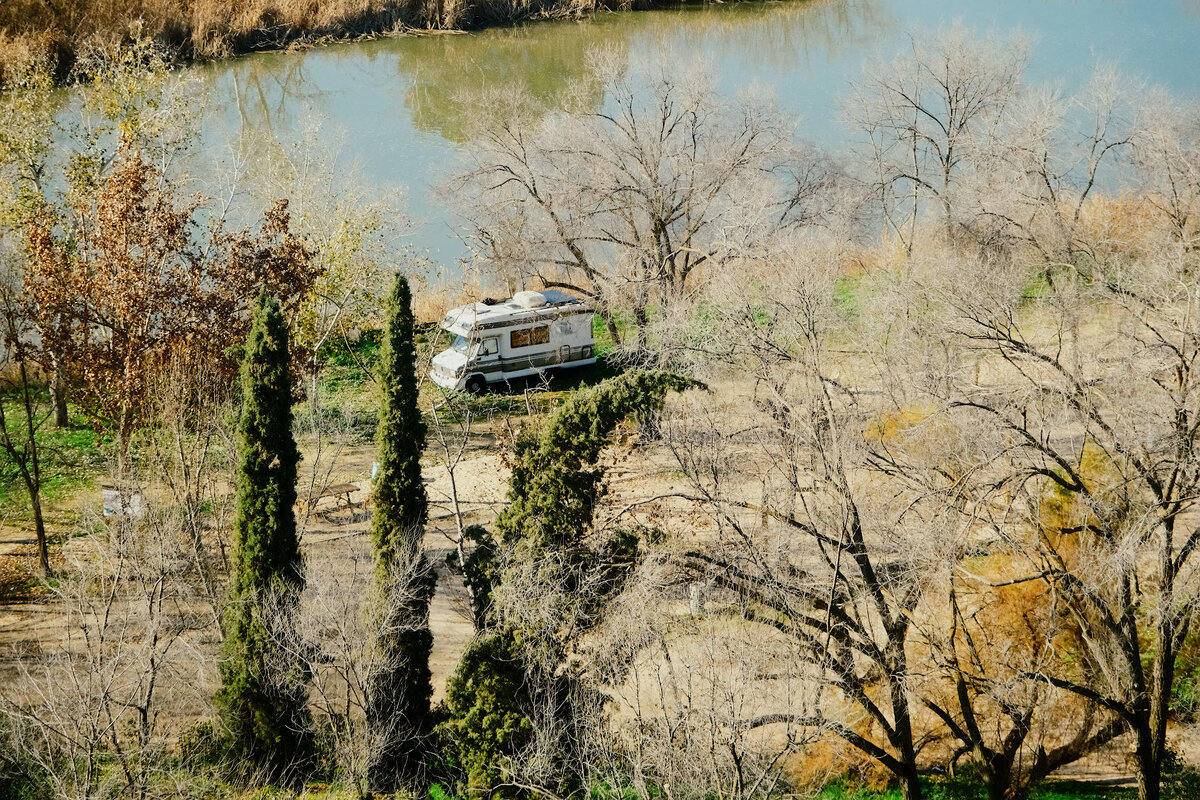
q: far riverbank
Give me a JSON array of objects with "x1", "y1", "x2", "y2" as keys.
[{"x1": 0, "y1": 0, "x2": 780, "y2": 83}]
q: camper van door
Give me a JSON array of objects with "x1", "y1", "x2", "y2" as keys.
[{"x1": 477, "y1": 336, "x2": 499, "y2": 366}]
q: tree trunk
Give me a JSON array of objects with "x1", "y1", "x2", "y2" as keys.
[
  {"x1": 50, "y1": 361, "x2": 68, "y2": 428},
  {"x1": 28, "y1": 483, "x2": 49, "y2": 576},
  {"x1": 898, "y1": 760, "x2": 922, "y2": 800},
  {"x1": 117, "y1": 408, "x2": 136, "y2": 477},
  {"x1": 986, "y1": 759, "x2": 1013, "y2": 800},
  {"x1": 890, "y1": 662, "x2": 922, "y2": 800},
  {"x1": 18, "y1": 358, "x2": 50, "y2": 576},
  {"x1": 1134, "y1": 533, "x2": 1184, "y2": 800},
  {"x1": 1136, "y1": 616, "x2": 1176, "y2": 800},
  {"x1": 601, "y1": 309, "x2": 621, "y2": 347},
  {"x1": 1135, "y1": 723, "x2": 1162, "y2": 800},
  {"x1": 10, "y1": 444, "x2": 50, "y2": 576},
  {"x1": 620, "y1": 302, "x2": 654, "y2": 367},
  {"x1": 633, "y1": 303, "x2": 649, "y2": 354}
]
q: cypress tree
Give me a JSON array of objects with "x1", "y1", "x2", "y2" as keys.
[
  {"x1": 216, "y1": 293, "x2": 311, "y2": 783},
  {"x1": 366, "y1": 273, "x2": 436, "y2": 793}
]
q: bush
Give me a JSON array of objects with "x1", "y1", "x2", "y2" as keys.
[
  {"x1": 178, "y1": 721, "x2": 224, "y2": 769},
  {"x1": 436, "y1": 630, "x2": 534, "y2": 799},
  {"x1": 0, "y1": 711, "x2": 49, "y2": 800},
  {"x1": 1170, "y1": 628, "x2": 1200, "y2": 721},
  {"x1": 1163, "y1": 747, "x2": 1200, "y2": 800}
]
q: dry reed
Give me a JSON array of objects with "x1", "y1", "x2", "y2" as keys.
[{"x1": 0, "y1": 0, "x2": 656, "y2": 84}]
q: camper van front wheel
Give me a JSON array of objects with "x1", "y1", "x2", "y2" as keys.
[{"x1": 464, "y1": 375, "x2": 486, "y2": 395}]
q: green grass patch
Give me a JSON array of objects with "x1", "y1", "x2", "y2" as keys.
[
  {"x1": 1022, "y1": 270, "x2": 1053, "y2": 301},
  {"x1": 295, "y1": 379, "x2": 380, "y2": 445},
  {"x1": 1020, "y1": 264, "x2": 1078, "y2": 302},
  {"x1": 835, "y1": 274, "x2": 866, "y2": 316},
  {"x1": 299, "y1": 330, "x2": 394, "y2": 443},
  {"x1": 593, "y1": 310, "x2": 635, "y2": 357},
  {"x1": 35, "y1": 422, "x2": 109, "y2": 498},
  {"x1": 0, "y1": 395, "x2": 108, "y2": 515},
  {"x1": 317, "y1": 328, "x2": 384, "y2": 389}
]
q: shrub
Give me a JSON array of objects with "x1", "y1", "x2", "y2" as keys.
[{"x1": 436, "y1": 630, "x2": 534, "y2": 799}]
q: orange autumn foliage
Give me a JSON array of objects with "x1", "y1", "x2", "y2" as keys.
[{"x1": 23, "y1": 141, "x2": 321, "y2": 450}]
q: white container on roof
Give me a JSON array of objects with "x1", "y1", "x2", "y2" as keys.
[{"x1": 513, "y1": 290, "x2": 548, "y2": 308}]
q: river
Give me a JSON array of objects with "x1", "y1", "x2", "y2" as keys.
[{"x1": 188, "y1": 0, "x2": 1200, "y2": 273}]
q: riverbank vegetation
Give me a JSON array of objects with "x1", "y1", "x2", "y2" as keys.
[
  {"x1": 3, "y1": 21, "x2": 1200, "y2": 800},
  {"x1": 0, "y1": 0, "x2": 732, "y2": 85}
]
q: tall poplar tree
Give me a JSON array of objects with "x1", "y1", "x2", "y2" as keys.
[
  {"x1": 366, "y1": 274, "x2": 436, "y2": 793},
  {"x1": 216, "y1": 293, "x2": 311, "y2": 782}
]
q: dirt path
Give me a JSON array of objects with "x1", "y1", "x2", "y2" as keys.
[
  {"x1": 0, "y1": 525, "x2": 34, "y2": 559},
  {"x1": 0, "y1": 423, "x2": 516, "y2": 711}
]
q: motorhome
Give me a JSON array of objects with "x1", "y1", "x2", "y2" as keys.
[{"x1": 429, "y1": 289, "x2": 597, "y2": 393}]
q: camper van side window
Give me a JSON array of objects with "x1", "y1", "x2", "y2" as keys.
[
  {"x1": 479, "y1": 337, "x2": 498, "y2": 356},
  {"x1": 510, "y1": 326, "x2": 549, "y2": 348}
]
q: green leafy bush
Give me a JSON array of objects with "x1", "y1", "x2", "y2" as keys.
[{"x1": 436, "y1": 630, "x2": 534, "y2": 799}]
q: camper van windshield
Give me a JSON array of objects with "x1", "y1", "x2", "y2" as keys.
[{"x1": 450, "y1": 335, "x2": 474, "y2": 356}]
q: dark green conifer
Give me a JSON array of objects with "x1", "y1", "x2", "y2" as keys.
[
  {"x1": 440, "y1": 370, "x2": 700, "y2": 797},
  {"x1": 366, "y1": 273, "x2": 436, "y2": 793},
  {"x1": 216, "y1": 293, "x2": 311, "y2": 783},
  {"x1": 496, "y1": 369, "x2": 699, "y2": 550}
]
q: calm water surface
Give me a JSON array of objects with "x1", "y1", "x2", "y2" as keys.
[{"x1": 189, "y1": 0, "x2": 1200, "y2": 269}]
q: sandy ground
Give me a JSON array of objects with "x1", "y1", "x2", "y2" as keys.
[
  {"x1": 0, "y1": 426, "x2": 515, "y2": 710},
  {"x1": 295, "y1": 433, "x2": 511, "y2": 702}
]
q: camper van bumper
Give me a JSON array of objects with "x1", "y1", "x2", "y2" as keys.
[{"x1": 429, "y1": 364, "x2": 466, "y2": 391}]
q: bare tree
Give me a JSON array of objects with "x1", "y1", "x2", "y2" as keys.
[
  {"x1": 2, "y1": 496, "x2": 215, "y2": 800},
  {"x1": 910, "y1": 230, "x2": 1200, "y2": 800},
  {"x1": 661, "y1": 244, "x2": 941, "y2": 800},
  {"x1": 136, "y1": 357, "x2": 240, "y2": 623},
  {"x1": 0, "y1": 250, "x2": 51, "y2": 575},
  {"x1": 451, "y1": 56, "x2": 795, "y2": 357},
  {"x1": 1131, "y1": 89, "x2": 1200, "y2": 254},
  {"x1": 917, "y1": 567, "x2": 1126, "y2": 800},
  {"x1": 971, "y1": 66, "x2": 1136, "y2": 272},
  {"x1": 899, "y1": 59, "x2": 1200, "y2": 800},
  {"x1": 834, "y1": 257, "x2": 1135, "y2": 800},
  {"x1": 588, "y1": 554, "x2": 822, "y2": 800},
  {"x1": 647, "y1": 227, "x2": 1129, "y2": 800},
  {"x1": 847, "y1": 25, "x2": 1029, "y2": 254},
  {"x1": 242, "y1": 113, "x2": 404, "y2": 395},
  {"x1": 285, "y1": 547, "x2": 436, "y2": 798}
]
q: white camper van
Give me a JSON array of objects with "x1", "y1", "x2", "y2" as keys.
[{"x1": 429, "y1": 290, "x2": 597, "y2": 393}]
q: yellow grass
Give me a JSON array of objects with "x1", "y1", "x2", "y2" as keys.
[{"x1": 0, "y1": 0, "x2": 648, "y2": 83}]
